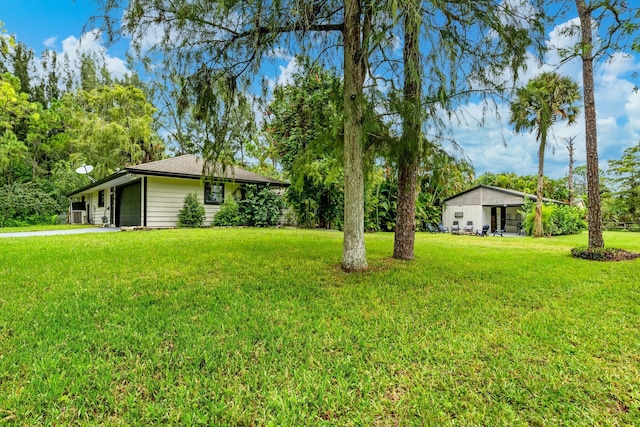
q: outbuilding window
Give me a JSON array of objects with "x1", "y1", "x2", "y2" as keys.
[{"x1": 204, "y1": 183, "x2": 224, "y2": 205}]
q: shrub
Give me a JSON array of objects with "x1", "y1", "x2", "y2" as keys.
[
  {"x1": 213, "y1": 200, "x2": 244, "y2": 226},
  {"x1": 286, "y1": 170, "x2": 344, "y2": 230},
  {"x1": 177, "y1": 193, "x2": 205, "y2": 228},
  {"x1": 0, "y1": 183, "x2": 60, "y2": 227},
  {"x1": 521, "y1": 200, "x2": 586, "y2": 236},
  {"x1": 238, "y1": 185, "x2": 285, "y2": 227}
]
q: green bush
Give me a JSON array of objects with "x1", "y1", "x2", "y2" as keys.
[
  {"x1": 213, "y1": 200, "x2": 244, "y2": 226},
  {"x1": 0, "y1": 183, "x2": 60, "y2": 227},
  {"x1": 286, "y1": 168, "x2": 344, "y2": 230},
  {"x1": 177, "y1": 193, "x2": 205, "y2": 228},
  {"x1": 238, "y1": 185, "x2": 285, "y2": 227},
  {"x1": 521, "y1": 200, "x2": 586, "y2": 236}
]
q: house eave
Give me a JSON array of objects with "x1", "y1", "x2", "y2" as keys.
[
  {"x1": 66, "y1": 170, "x2": 129, "y2": 197},
  {"x1": 124, "y1": 168, "x2": 290, "y2": 187}
]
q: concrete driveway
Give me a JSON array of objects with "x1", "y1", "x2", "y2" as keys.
[{"x1": 0, "y1": 227, "x2": 121, "y2": 238}]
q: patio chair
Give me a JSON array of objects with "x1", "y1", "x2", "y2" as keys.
[
  {"x1": 492, "y1": 227, "x2": 505, "y2": 237},
  {"x1": 427, "y1": 223, "x2": 437, "y2": 233},
  {"x1": 516, "y1": 223, "x2": 525, "y2": 235},
  {"x1": 476, "y1": 224, "x2": 490, "y2": 237},
  {"x1": 463, "y1": 221, "x2": 474, "y2": 232},
  {"x1": 438, "y1": 222, "x2": 449, "y2": 233},
  {"x1": 451, "y1": 221, "x2": 460, "y2": 232}
]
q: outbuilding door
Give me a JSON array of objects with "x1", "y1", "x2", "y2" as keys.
[{"x1": 116, "y1": 181, "x2": 141, "y2": 226}]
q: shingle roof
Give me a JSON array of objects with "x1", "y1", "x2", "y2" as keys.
[{"x1": 125, "y1": 154, "x2": 288, "y2": 186}]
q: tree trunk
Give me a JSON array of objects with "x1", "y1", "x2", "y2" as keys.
[
  {"x1": 567, "y1": 136, "x2": 575, "y2": 206},
  {"x1": 341, "y1": 0, "x2": 367, "y2": 272},
  {"x1": 576, "y1": 0, "x2": 604, "y2": 249},
  {"x1": 394, "y1": 156, "x2": 418, "y2": 258},
  {"x1": 393, "y1": 2, "x2": 421, "y2": 260},
  {"x1": 534, "y1": 137, "x2": 545, "y2": 238}
]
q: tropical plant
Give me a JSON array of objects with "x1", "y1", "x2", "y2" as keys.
[
  {"x1": 520, "y1": 199, "x2": 587, "y2": 236},
  {"x1": 509, "y1": 72, "x2": 580, "y2": 238}
]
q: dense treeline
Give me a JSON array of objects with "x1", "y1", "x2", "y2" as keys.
[
  {"x1": 0, "y1": 30, "x2": 637, "y2": 232},
  {"x1": 0, "y1": 38, "x2": 164, "y2": 226}
]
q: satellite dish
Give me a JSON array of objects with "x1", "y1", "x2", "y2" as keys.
[
  {"x1": 75, "y1": 164, "x2": 94, "y2": 174},
  {"x1": 75, "y1": 164, "x2": 96, "y2": 182}
]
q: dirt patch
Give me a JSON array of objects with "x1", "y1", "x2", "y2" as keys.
[{"x1": 571, "y1": 246, "x2": 640, "y2": 262}]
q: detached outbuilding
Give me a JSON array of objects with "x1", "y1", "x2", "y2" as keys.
[
  {"x1": 67, "y1": 154, "x2": 288, "y2": 227},
  {"x1": 442, "y1": 185, "x2": 566, "y2": 234}
]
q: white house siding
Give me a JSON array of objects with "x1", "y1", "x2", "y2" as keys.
[
  {"x1": 482, "y1": 206, "x2": 492, "y2": 230},
  {"x1": 86, "y1": 189, "x2": 113, "y2": 226},
  {"x1": 144, "y1": 176, "x2": 239, "y2": 227},
  {"x1": 443, "y1": 187, "x2": 534, "y2": 233},
  {"x1": 443, "y1": 205, "x2": 483, "y2": 232}
]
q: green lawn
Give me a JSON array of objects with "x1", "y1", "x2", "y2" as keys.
[
  {"x1": 0, "y1": 224, "x2": 94, "y2": 233},
  {"x1": 0, "y1": 229, "x2": 638, "y2": 426}
]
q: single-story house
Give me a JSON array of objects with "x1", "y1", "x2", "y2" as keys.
[
  {"x1": 67, "y1": 154, "x2": 288, "y2": 227},
  {"x1": 442, "y1": 184, "x2": 567, "y2": 234}
]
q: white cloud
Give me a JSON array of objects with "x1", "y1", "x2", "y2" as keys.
[
  {"x1": 624, "y1": 91, "x2": 640, "y2": 131},
  {"x1": 65, "y1": 30, "x2": 129, "y2": 78},
  {"x1": 43, "y1": 36, "x2": 57, "y2": 48},
  {"x1": 447, "y1": 15, "x2": 640, "y2": 179},
  {"x1": 264, "y1": 57, "x2": 301, "y2": 91}
]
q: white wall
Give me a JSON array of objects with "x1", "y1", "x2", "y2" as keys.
[
  {"x1": 443, "y1": 205, "x2": 483, "y2": 232},
  {"x1": 85, "y1": 189, "x2": 113, "y2": 226},
  {"x1": 145, "y1": 177, "x2": 239, "y2": 227}
]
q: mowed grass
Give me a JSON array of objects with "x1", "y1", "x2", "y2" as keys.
[
  {"x1": 0, "y1": 229, "x2": 639, "y2": 426},
  {"x1": 0, "y1": 224, "x2": 94, "y2": 233}
]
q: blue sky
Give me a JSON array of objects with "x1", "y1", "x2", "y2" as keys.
[{"x1": 2, "y1": 1, "x2": 640, "y2": 179}]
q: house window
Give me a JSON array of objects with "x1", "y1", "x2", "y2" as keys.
[
  {"x1": 204, "y1": 183, "x2": 225, "y2": 205},
  {"x1": 98, "y1": 190, "x2": 105, "y2": 207}
]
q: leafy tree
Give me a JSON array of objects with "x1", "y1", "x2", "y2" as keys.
[
  {"x1": 61, "y1": 85, "x2": 165, "y2": 178},
  {"x1": 607, "y1": 142, "x2": 640, "y2": 220},
  {"x1": 0, "y1": 21, "x2": 14, "y2": 61},
  {"x1": 10, "y1": 42, "x2": 34, "y2": 100},
  {"x1": 509, "y1": 72, "x2": 580, "y2": 237},
  {"x1": 96, "y1": 0, "x2": 381, "y2": 271},
  {"x1": 389, "y1": 0, "x2": 548, "y2": 260},
  {"x1": 34, "y1": 50, "x2": 62, "y2": 107},
  {"x1": 477, "y1": 172, "x2": 570, "y2": 202},
  {"x1": 264, "y1": 60, "x2": 345, "y2": 229},
  {"x1": 80, "y1": 53, "x2": 99, "y2": 92},
  {"x1": 0, "y1": 73, "x2": 36, "y2": 185}
]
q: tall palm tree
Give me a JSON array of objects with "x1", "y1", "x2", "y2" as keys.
[{"x1": 509, "y1": 72, "x2": 581, "y2": 237}]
